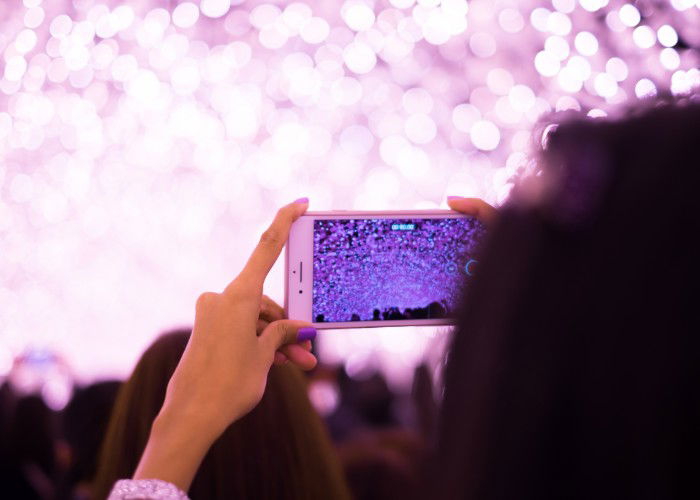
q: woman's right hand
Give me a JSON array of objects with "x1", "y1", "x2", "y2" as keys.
[{"x1": 447, "y1": 196, "x2": 497, "y2": 224}]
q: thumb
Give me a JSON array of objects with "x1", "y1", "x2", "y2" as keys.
[
  {"x1": 260, "y1": 319, "x2": 316, "y2": 352},
  {"x1": 446, "y1": 197, "x2": 497, "y2": 224}
]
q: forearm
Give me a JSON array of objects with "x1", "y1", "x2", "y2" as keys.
[{"x1": 133, "y1": 406, "x2": 220, "y2": 493}]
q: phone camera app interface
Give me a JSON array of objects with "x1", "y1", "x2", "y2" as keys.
[{"x1": 312, "y1": 218, "x2": 485, "y2": 323}]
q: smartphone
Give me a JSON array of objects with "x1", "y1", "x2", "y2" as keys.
[{"x1": 285, "y1": 210, "x2": 486, "y2": 329}]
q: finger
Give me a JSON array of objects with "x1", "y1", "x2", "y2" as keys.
[
  {"x1": 259, "y1": 295, "x2": 286, "y2": 323},
  {"x1": 274, "y1": 351, "x2": 288, "y2": 365},
  {"x1": 280, "y1": 343, "x2": 317, "y2": 371},
  {"x1": 278, "y1": 342, "x2": 311, "y2": 359},
  {"x1": 256, "y1": 319, "x2": 269, "y2": 336},
  {"x1": 446, "y1": 197, "x2": 497, "y2": 224},
  {"x1": 260, "y1": 319, "x2": 316, "y2": 352},
  {"x1": 232, "y1": 200, "x2": 309, "y2": 292},
  {"x1": 297, "y1": 340, "x2": 312, "y2": 352}
]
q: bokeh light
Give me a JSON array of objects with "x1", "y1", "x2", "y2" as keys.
[{"x1": 1, "y1": 0, "x2": 698, "y2": 386}]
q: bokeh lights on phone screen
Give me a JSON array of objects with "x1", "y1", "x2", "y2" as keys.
[{"x1": 312, "y1": 218, "x2": 485, "y2": 323}]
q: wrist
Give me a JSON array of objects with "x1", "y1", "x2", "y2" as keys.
[
  {"x1": 133, "y1": 404, "x2": 221, "y2": 492},
  {"x1": 153, "y1": 401, "x2": 223, "y2": 448}
]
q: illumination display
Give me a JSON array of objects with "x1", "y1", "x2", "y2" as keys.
[
  {"x1": 312, "y1": 217, "x2": 485, "y2": 322},
  {"x1": 1, "y1": 0, "x2": 698, "y2": 386}
]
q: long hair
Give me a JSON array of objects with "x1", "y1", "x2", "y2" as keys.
[
  {"x1": 93, "y1": 330, "x2": 350, "y2": 500},
  {"x1": 435, "y1": 99, "x2": 700, "y2": 500}
]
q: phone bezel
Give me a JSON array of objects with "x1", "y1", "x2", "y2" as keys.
[{"x1": 284, "y1": 209, "x2": 475, "y2": 329}]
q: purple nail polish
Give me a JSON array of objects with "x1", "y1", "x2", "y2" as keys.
[
  {"x1": 293, "y1": 197, "x2": 309, "y2": 204},
  {"x1": 297, "y1": 327, "x2": 316, "y2": 342},
  {"x1": 447, "y1": 196, "x2": 464, "y2": 200}
]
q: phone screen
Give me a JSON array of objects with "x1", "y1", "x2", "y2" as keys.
[{"x1": 312, "y1": 217, "x2": 485, "y2": 323}]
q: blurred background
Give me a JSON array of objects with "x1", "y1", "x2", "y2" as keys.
[{"x1": 1, "y1": 0, "x2": 699, "y2": 411}]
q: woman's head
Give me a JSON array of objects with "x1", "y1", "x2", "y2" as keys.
[
  {"x1": 94, "y1": 329, "x2": 349, "y2": 499},
  {"x1": 437, "y1": 99, "x2": 700, "y2": 499}
]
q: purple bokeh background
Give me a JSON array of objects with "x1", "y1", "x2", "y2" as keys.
[
  {"x1": 312, "y1": 217, "x2": 485, "y2": 322},
  {"x1": 0, "y1": 0, "x2": 698, "y2": 401}
]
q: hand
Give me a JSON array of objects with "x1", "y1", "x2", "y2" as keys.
[
  {"x1": 258, "y1": 295, "x2": 315, "y2": 367},
  {"x1": 446, "y1": 196, "x2": 497, "y2": 224},
  {"x1": 133, "y1": 199, "x2": 316, "y2": 492}
]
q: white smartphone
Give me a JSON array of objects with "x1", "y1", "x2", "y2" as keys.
[{"x1": 284, "y1": 210, "x2": 486, "y2": 329}]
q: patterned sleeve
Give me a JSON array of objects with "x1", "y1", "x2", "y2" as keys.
[{"x1": 107, "y1": 479, "x2": 190, "y2": 500}]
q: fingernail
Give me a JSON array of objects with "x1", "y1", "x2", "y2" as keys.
[
  {"x1": 447, "y1": 196, "x2": 464, "y2": 200},
  {"x1": 293, "y1": 197, "x2": 309, "y2": 204},
  {"x1": 297, "y1": 327, "x2": 316, "y2": 342}
]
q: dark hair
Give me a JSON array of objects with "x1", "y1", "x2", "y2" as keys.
[
  {"x1": 5, "y1": 394, "x2": 58, "y2": 500},
  {"x1": 56, "y1": 380, "x2": 121, "y2": 499},
  {"x1": 436, "y1": 99, "x2": 700, "y2": 499},
  {"x1": 93, "y1": 330, "x2": 350, "y2": 500}
]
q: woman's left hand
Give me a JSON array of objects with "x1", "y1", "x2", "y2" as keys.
[
  {"x1": 133, "y1": 199, "x2": 316, "y2": 492},
  {"x1": 258, "y1": 294, "x2": 315, "y2": 367}
]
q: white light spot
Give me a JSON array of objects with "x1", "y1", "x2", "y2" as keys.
[
  {"x1": 200, "y1": 0, "x2": 231, "y2": 19},
  {"x1": 283, "y1": 3, "x2": 313, "y2": 32},
  {"x1": 553, "y1": 0, "x2": 576, "y2": 13},
  {"x1": 547, "y1": 12, "x2": 571, "y2": 36},
  {"x1": 660, "y1": 48, "x2": 681, "y2": 70},
  {"x1": 125, "y1": 69, "x2": 161, "y2": 102},
  {"x1": 498, "y1": 8, "x2": 524, "y2": 33},
  {"x1": 574, "y1": 31, "x2": 598, "y2": 56},
  {"x1": 469, "y1": 32, "x2": 496, "y2": 58},
  {"x1": 594, "y1": 73, "x2": 618, "y2": 98},
  {"x1": 567, "y1": 55, "x2": 592, "y2": 80},
  {"x1": 259, "y1": 24, "x2": 289, "y2": 49},
  {"x1": 555, "y1": 95, "x2": 581, "y2": 111},
  {"x1": 110, "y1": 6, "x2": 136, "y2": 31},
  {"x1": 530, "y1": 8, "x2": 551, "y2": 32},
  {"x1": 300, "y1": 17, "x2": 330, "y2": 44},
  {"x1": 618, "y1": 4, "x2": 640, "y2": 27},
  {"x1": 545, "y1": 36, "x2": 570, "y2": 61},
  {"x1": 173, "y1": 2, "x2": 200, "y2": 28},
  {"x1": 558, "y1": 67, "x2": 583, "y2": 92},
  {"x1": 49, "y1": 15, "x2": 73, "y2": 38},
  {"x1": 605, "y1": 57, "x2": 628, "y2": 81},
  {"x1": 605, "y1": 11, "x2": 626, "y2": 32},
  {"x1": 657, "y1": 25, "x2": 678, "y2": 47},
  {"x1": 249, "y1": 4, "x2": 281, "y2": 28},
  {"x1": 671, "y1": 70, "x2": 692, "y2": 95},
  {"x1": 635, "y1": 78, "x2": 657, "y2": 98},
  {"x1": 342, "y1": 2, "x2": 376, "y2": 31},
  {"x1": 534, "y1": 51, "x2": 560, "y2": 77},
  {"x1": 509, "y1": 84, "x2": 536, "y2": 112},
  {"x1": 15, "y1": 29, "x2": 38, "y2": 54},
  {"x1": 390, "y1": 0, "x2": 416, "y2": 7},
  {"x1": 4, "y1": 56, "x2": 27, "y2": 81},
  {"x1": 486, "y1": 68, "x2": 514, "y2": 95},
  {"x1": 587, "y1": 108, "x2": 607, "y2": 118},
  {"x1": 670, "y1": 0, "x2": 695, "y2": 10},
  {"x1": 579, "y1": 0, "x2": 609, "y2": 12},
  {"x1": 632, "y1": 25, "x2": 656, "y2": 49},
  {"x1": 470, "y1": 120, "x2": 500, "y2": 151},
  {"x1": 422, "y1": 10, "x2": 451, "y2": 45},
  {"x1": 343, "y1": 42, "x2": 376, "y2": 74},
  {"x1": 24, "y1": 7, "x2": 45, "y2": 29}
]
